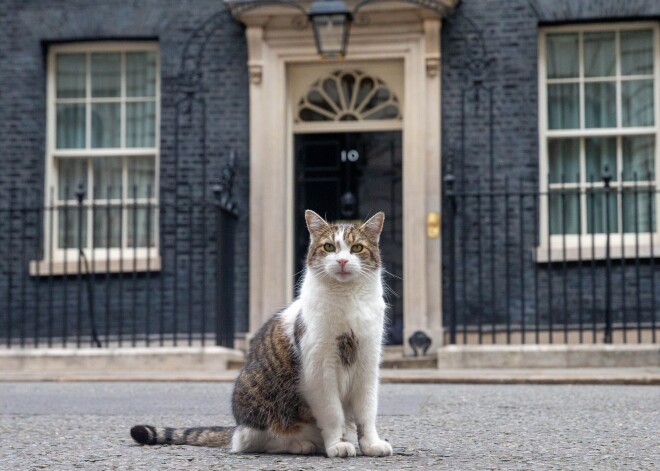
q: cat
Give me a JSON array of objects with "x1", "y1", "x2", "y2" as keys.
[{"x1": 130, "y1": 210, "x2": 393, "y2": 458}]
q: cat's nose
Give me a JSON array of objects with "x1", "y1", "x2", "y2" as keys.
[{"x1": 337, "y1": 259, "x2": 348, "y2": 268}]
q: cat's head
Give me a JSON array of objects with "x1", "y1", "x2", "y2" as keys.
[{"x1": 304, "y1": 210, "x2": 384, "y2": 283}]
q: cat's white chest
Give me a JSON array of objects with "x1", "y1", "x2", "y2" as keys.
[{"x1": 305, "y1": 290, "x2": 384, "y2": 341}]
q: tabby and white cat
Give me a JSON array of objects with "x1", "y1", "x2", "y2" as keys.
[{"x1": 131, "y1": 210, "x2": 392, "y2": 458}]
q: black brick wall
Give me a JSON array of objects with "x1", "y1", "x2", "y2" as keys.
[
  {"x1": 441, "y1": 0, "x2": 660, "y2": 333},
  {"x1": 2, "y1": 0, "x2": 659, "y2": 345},
  {"x1": 0, "y1": 0, "x2": 250, "y2": 343}
]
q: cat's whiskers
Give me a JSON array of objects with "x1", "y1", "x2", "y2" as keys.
[
  {"x1": 357, "y1": 264, "x2": 382, "y2": 281},
  {"x1": 310, "y1": 265, "x2": 332, "y2": 282},
  {"x1": 382, "y1": 282, "x2": 399, "y2": 300},
  {"x1": 381, "y1": 267, "x2": 402, "y2": 281},
  {"x1": 356, "y1": 268, "x2": 378, "y2": 284},
  {"x1": 359, "y1": 268, "x2": 397, "y2": 300}
]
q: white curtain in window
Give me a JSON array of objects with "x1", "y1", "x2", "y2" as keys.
[
  {"x1": 56, "y1": 104, "x2": 85, "y2": 149},
  {"x1": 548, "y1": 139, "x2": 580, "y2": 234},
  {"x1": 56, "y1": 54, "x2": 86, "y2": 149},
  {"x1": 623, "y1": 136, "x2": 655, "y2": 232},
  {"x1": 546, "y1": 34, "x2": 580, "y2": 130},
  {"x1": 622, "y1": 80, "x2": 654, "y2": 127},
  {"x1": 57, "y1": 158, "x2": 87, "y2": 248},
  {"x1": 92, "y1": 157, "x2": 122, "y2": 248},
  {"x1": 126, "y1": 52, "x2": 157, "y2": 149},
  {"x1": 621, "y1": 30, "x2": 653, "y2": 75},
  {"x1": 126, "y1": 102, "x2": 155, "y2": 147},
  {"x1": 585, "y1": 81, "x2": 616, "y2": 128},
  {"x1": 621, "y1": 30, "x2": 654, "y2": 127},
  {"x1": 127, "y1": 156, "x2": 155, "y2": 247},
  {"x1": 586, "y1": 138, "x2": 618, "y2": 234}
]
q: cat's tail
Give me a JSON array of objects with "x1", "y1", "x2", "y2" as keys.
[{"x1": 130, "y1": 425, "x2": 235, "y2": 448}]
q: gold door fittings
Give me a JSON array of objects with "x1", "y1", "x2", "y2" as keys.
[{"x1": 427, "y1": 211, "x2": 440, "y2": 238}]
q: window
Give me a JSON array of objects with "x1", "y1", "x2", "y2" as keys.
[
  {"x1": 296, "y1": 70, "x2": 401, "y2": 122},
  {"x1": 539, "y1": 24, "x2": 659, "y2": 259},
  {"x1": 45, "y1": 43, "x2": 159, "y2": 265}
]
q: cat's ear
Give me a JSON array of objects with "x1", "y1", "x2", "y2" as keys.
[
  {"x1": 305, "y1": 210, "x2": 329, "y2": 237},
  {"x1": 360, "y1": 212, "x2": 385, "y2": 242}
]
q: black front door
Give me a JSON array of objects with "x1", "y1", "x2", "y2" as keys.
[{"x1": 294, "y1": 132, "x2": 403, "y2": 344}]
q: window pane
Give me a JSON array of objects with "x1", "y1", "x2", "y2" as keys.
[
  {"x1": 622, "y1": 80, "x2": 654, "y2": 127},
  {"x1": 127, "y1": 207, "x2": 156, "y2": 248},
  {"x1": 91, "y1": 103, "x2": 120, "y2": 148},
  {"x1": 586, "y1": 137, "x2": 617, "y2": 183},
  {"x1": 93, "y1": 206, "x2": 121, "y2": 248},
  {"x1": 548, "y1": 84, "x2": 579, "y2": 129},
  {"x1": 548, "y1": 138, "x2": 580, "y2": 183},
  {"x1": 586, "y1": 189, "x2": 618, "y2": 234},
  {"x1": 623, "y1": 135, "x2": 655, "y2": 182},
  {"x1": 546, "y1": 33, "x2": 579, "y2": 78},
  {"x1": 56, "y1": 104, "x2": 86, "y2": 149},
  {"x1": 128, "y1": 156, "x2": 155, "y2": 198},
  {"x1": 57, "y1": 158, "x2": 87, "y2": 200},
  {"x1": 364, "y1": 105, "x2": 399, "y2": 120},
  {"x1": 58, "y1": 205, "x2": 88, "y2": 249},
  {"x1": 585, "y1": 81, "x2": 616, "y2": 128},
  {"x1": 126, "y1": 102, "x2": 156, "y2": 147},
  {"x1": 126, "y1": 52, "x2": 157, "y2": 97},
  {"x1": 623, "y1": 189, "x2": 655, "y2": 233},
  {"x1": 56, "y1": 53, "x2": 86, "y2": 98},
  {"x1": 93, "y1": 157, "x2": 123, "y2": 199},
  {"x1": 584, "y1": 32, "x2": 615, "y2": 77},
  {"x1": 549, "y1": 190, "x2": 580, "y2": 235},
  {"x1": 621, "y1": 30, "x2": 653, "y2": 76},
  {"x1": 91, "y1": 53, "x2": 121, "y2": 98}
]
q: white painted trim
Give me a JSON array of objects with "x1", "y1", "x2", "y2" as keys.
[
  {"x1": 538, "y1": 22, "x2": 660, "y2": 257},
  {"x1": 52, "y1": 148, "x2": 158, "y2": 157},
  {"x1": 30, "y1": 253, "x2": 161, "y2": 276},
  {"x1": 535, "y1": 238, "x2": 660, "y2": 263},
  {"x1": 292, "y1": 120, "x2": 403, "y2": 133},
  {"x1": 540, "y1": 22, "x2": 659, "y2": 34},
  {"x1": 49, "y1": 42, "x2": 160, "y2": 53}
]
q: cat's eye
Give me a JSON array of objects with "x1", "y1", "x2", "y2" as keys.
[
  {"x1": 351, "y1": 244, "x2": 364, "y2": 253},
  {"x1": 323, "y1": 243, "x2": 336, "y2": 252}
]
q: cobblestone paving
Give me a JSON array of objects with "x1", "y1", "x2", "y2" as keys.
[{"x1": 0, "y1": 382, "x2": 657, "y2": 470}]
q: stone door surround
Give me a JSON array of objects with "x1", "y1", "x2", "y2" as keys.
[{"x1": 230, "y1": 0, "x2": 457, "y2": 353}]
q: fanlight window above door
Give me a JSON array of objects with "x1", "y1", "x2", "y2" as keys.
[{"x1": 296, "y1": 70, "x2": 401, "y2": 122}]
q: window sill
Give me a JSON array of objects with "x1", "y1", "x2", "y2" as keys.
[
  {"x1": 535, "y1": 243, "x2": 659, "y2": 263},
  {"x1": 29, "y1": 257, "x2": 162, "y2": 276}
]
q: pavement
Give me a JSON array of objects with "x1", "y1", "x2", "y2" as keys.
[
  {"x1": 1, "y1": 366, "x2": 659, "y2": 384},
  {"x1": 0, "y1": 381, "x2": 657, "y2": 470}
]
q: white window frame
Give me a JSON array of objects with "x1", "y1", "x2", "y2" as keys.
[
  {"x1": 537, "y1": 22, "x2": 660, "y2": 262},
  {"x1": 32, "y1": 41, "x2": 161, "y2": 275}
]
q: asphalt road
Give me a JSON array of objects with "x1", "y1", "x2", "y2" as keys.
[{"x1": 0, "y1": 382, "x2": 657, "y2": 470}]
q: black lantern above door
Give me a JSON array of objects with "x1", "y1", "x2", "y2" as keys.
[
  {"x1": 225, "y1": 0, "x2": 456, "y2": 59},
  {"x1": 307, "y1": 0, "x2": 353, "y2": 58}
]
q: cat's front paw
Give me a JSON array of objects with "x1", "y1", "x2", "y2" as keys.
[
  {"x1": 326, "y1": 441, "x2": 356, "y2": 458},
  {"x1": 359, "y1": 439, "x2": 393, "y2": 457}
]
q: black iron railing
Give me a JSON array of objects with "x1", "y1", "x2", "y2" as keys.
[
  {"x1": 0, "y1": 187, "x2": 237, "y2": 349},
  {"x1": 443, "y1": 171, "x2": 659, "y2": 345}
]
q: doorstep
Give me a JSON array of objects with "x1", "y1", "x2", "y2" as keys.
[
  {"x1": 0, "y1": 344, "x2": 659, "y2": 384},
  {"x1": 436, "y1": 344, "x2": 660, "y2": 369},
  {"x1": 0, "y1": 346, "x2": 245, "y2": 378}
]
